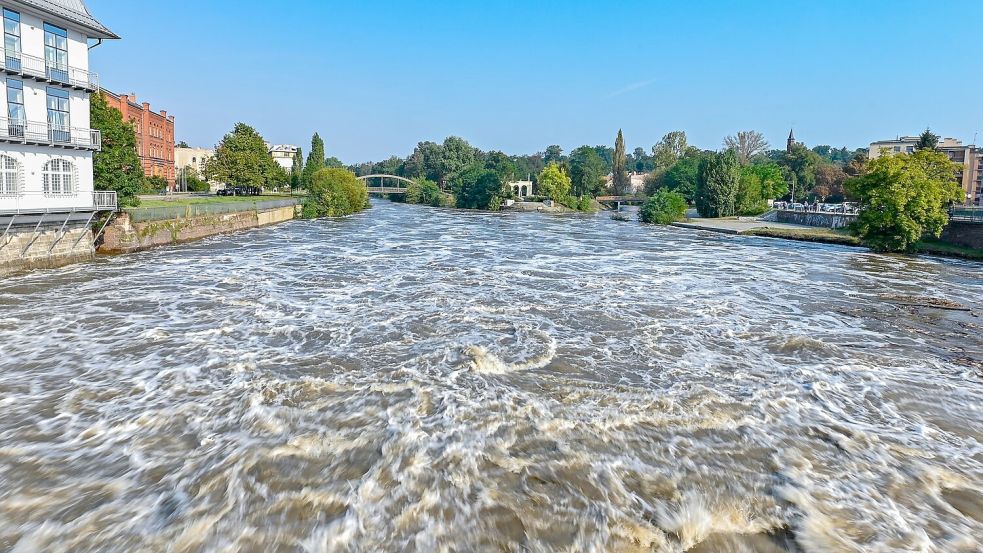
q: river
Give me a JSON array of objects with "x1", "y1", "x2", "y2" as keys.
[{"x1": 0, "y1": 200, "x2": 981, "y2": 552}]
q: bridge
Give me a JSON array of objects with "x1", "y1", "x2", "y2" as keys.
[
  {"x1": 595, "y1": 195, "x2": 645, "y2": 208},
  {"x1": 357, "y1": 174, "x2": 412, "y2": 195}
]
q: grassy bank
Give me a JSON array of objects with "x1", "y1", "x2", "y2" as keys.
[
  {"x1": 742, "y1": 226, "x2": 862, "y2": 246},
  {"x1": 136, "y1": 195, "x2": 299, "y2": 208},
  {"x1": 915, "y1": 239, "x2": 983, "y2": 261}
]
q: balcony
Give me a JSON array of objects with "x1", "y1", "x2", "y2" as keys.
[
  {"x1": 0, "y1": 117, "x2": 101, "y2": 151},
  {"x1": 93, "y1": 191, "x2": 117, "y2": 210},
  {"x1": 0, "y1": 48, "x2": 99, "y2": 92},
  {"x1": 0, "y1": 191, "x2": 117, "y2": 216}
]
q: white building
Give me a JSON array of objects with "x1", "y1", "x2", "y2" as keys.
[
  {"x1": 0, "y1": 0, "x2": 117, "y2": 275},
  {"x1": 175, "y1": 146, "x2": 213, "y2": 176},
  {"x1": 268, "y1": 144, "x2": 297, "y2": 172},
  {"x1": 507, "y1": 179, "x2": 533, "y2": 199}
]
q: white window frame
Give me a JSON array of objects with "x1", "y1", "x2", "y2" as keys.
[
  {"x1": 42, "y1": 158, "x2": 76, "y2": 195},
  {"x1": 0, "y1": 154, "x2": 20, "y2": 196}
]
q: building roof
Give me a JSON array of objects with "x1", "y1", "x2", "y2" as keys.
[{"x1": 13, "y1": 0, "x2": 119, "y2": 39}]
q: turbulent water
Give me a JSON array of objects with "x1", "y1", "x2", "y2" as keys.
[{"x1": 0, "y1": 201, "x2": 981, "y2": 553}]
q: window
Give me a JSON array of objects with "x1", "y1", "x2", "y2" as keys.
[
  {"x1": 3, "y1": 8, "x2": 20, "y2": 71},
  {"x1": 43, "y1": 159, "x2": 74, "y2": 194},
  {"x1": 46, "y1": 87, "x2": 70, "y2": 142},
  {"x1": 906, "y1": 146, "x2": 914, "y2": 153},
  {"x1": 0, "y1": 154, "x2": 18, "y2": 195},
  {"x1": 43, "y1": 23, "x2": 68, "y2": 82},
  {"x1": 6, "y1": 78, "x2": 24, "y2": 137}
]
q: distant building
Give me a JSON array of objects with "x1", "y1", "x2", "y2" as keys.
[
  {"x1": 869, "y1": 136, "x2": 983, "y2": 206},
  {"x1": 508, "y1": 179, "x2": 533, "y2": 198},
  {"x1": 268, "y1": 144, "x2": 297, "y2": 172},
  {"x1": 175, "y1": 146, "x2": 213, "y2": 176},
  {"x1": 102, "y1": 90, "x2": 176, "y2": 190},
  {"x1": 605, "y1": 172, "x2": 648, "y2": 194},
  {"x1": 787, "y1": 128, "x2": 799, "y2": 153}
]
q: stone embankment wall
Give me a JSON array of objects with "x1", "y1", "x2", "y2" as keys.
[
  {"x1": 940, "y1": 221, "x2": 983, "y2": 250},
  {"x1": 0, "y1": 220, "x2": 95, "y2": 277},
  {"x1": 100, "y1": 203, "x2": 299, "y2": 254},
  {"x1": 776, "y1": 210, "x2": 858, "y2": 229}
]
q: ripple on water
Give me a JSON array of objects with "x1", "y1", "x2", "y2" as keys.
[{"x1": 0, "y1": 200, "x2": 981, "y2": 552}]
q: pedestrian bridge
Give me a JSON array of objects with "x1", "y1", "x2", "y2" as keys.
[{"x1": 357, "y1": 174, "x2": 411, "y2": 195}]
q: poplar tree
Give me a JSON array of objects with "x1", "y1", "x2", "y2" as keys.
[
  {"x1": 612, "y1": 129, "x2": 629, "y2": 195},
  {"x1": 291, "y1": 146, "x2": 304, "y2": 189},
  {"x1": 302, "y1": 133, "x2": 325, "y2": 187}
]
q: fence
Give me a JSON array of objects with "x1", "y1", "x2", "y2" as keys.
[
  {"x1": 125, "y1": 198, "x2": 300, "y2": 223},
  {"x1": 950, "y1": 206, "x2": 983, "y2": 223}
]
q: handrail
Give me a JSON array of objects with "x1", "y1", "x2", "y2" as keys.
[
  {"x1": 0, "y1": 116, "x2": 101, "y2": 150},
  {"x1": 0, "y1": 47, "x2": 99, "y2": 90},
  {"x1": 0, "y1": 190, "x2": 116, "y2": 214}
]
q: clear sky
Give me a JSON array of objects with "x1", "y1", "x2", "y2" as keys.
[{"x1": 88, "y1": 0, "x2": 982, "y2": 163}]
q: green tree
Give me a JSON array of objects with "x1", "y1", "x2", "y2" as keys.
[
  {"x1": 640, "y1": 190, "x2": 688, "y2": 224},
  {"x1": 178, "y1": 165, "x2": 209, "y2": 192},
  {"x1": 452, "y1": 165, "x2": 503, "y2": 210},
  {"x1": 302, "y1": 133, "x2": 326, "y2": 187},
  {"x1": 544, "y1": 145, "x2": 564, "y2": 165},
  {"x1": 439, "y1": 136, "x2": 481, "y2": 184},
  {"x1": 403, "y1": 141, "x2": 444, "y2": 182},
  {"x1": 736, "y1": 163, "x2": 785, "y2": 215},
  {"x1": 405, "y1": 178, "x2": 445, "y2": 207},
  {"x1": 846, "y1": 150, "x2": 962, "y2": 252},
  {"x1": 176, "y1": 140, "x2": 190, "y2": 148},
  {"x1": 612, "y1": 129, "x2": 629, "y2": 195},
  {"x1": 538, "y1": 162, "x2": 572, "y2": 202},
  {"x1": 695, "y1": 150, "x2": 741, "y2": 217},
  {"x1": 569, "y1": 146, "x2": 607, "y2": 197},
  {"x1": 652, "y1": 131, "x2": 688, "y2": 170},
  {"x1": 916, "y1": 128, "x2": 940, "y2": 151},
  {"x1": 290, "y1": 147, "x2": 304, "y2": 189},
  {"x1": 324, "y1": 156, "x2": 345, "y2": 169},
  {"x1": 302, "y1": 168, "x2": 369, "y2": 218},
  {"x1": 90, "y1": 92, "x2": 143, "y2": 207},
  {"x1": 646, "y1": 151, "x2": 705, "y2": 202},
  {"x1": 484, "y1": 151, "x2": 517, "y2": 183},
  {"x1": 780, "y1": 143, "x2": 822, "y2": 201},
  {"x1": 204, "y1": 123, "x2": 279, "y2": 189}
]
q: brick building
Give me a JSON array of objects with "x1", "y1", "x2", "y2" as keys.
[{"x1": 102, "y1": 90, "x2": 176, "y2": 190}]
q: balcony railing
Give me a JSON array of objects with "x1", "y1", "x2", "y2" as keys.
[
  {"x1": 0, "y1": 191, "x2": 117, "y2": 215},
  {"x1": 0, "y1": 48, "x2": 99, "y2": 91},
  {"x1": 0, "y1": 117, "x2": 101, "y2": 150}
]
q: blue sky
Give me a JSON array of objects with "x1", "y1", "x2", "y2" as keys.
[{"x1": 89, "y1": 0, "x2": 982, "y2": 163}]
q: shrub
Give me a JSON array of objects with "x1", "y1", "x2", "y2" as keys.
[
  {"x1": 302, "y1": 168, "x2": 369, "y2": 218},
  {"x1": 405, "y1": 178, "x2": 444, "y2": 207},
  {"x1": 640, "y1": 190, "x2": 688, "y2": 224}
]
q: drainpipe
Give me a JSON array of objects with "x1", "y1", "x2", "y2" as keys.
[{"x1": 88, "y1": 38, "x2": 103, "y2": 50}]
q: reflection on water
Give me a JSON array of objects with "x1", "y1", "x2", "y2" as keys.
[{"x1": 0, "y1": 201, "x2": 981, "y2": 552}]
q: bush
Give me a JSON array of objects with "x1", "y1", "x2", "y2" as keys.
[
  {"x1": 137, "y1": 175, "x2": 169, "y2": 195},
  {"x1": 640, "y1": 190, "x2": 688, "y2": 224},
  {"x1": 405, "y1": 178, "x2": 444, "y2": 207},
  {"x1": 302, "y1": 168, "x2": 369, "y2": 218}
]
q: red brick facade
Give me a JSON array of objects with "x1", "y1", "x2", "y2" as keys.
[{"x1": 102, "y1": 91, "x2": 176, "y2": 190}]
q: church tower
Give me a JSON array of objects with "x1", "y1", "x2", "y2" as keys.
[{"x1": 787, "y1": 129, "x2": 796, "y2": 153}]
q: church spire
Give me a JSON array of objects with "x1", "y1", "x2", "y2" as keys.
[{"x1": 787, "y1": 128, "x2": 796, "y2": 153}]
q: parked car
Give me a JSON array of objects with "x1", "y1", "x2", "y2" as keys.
[{"x1": 217, "y1": 186, "x2": 262, "y2": 197}]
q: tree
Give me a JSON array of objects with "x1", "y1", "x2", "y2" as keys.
[
  {"x1": 204, "y1": 123, "x2": 278, "y2": 189},
  {"x1": 451, "y1": 165, "x2": 503, "y2": 210},
  {"x1": 640, "y1": 190, "x2": 688, "y2": 224},
  {"x1": 652, "y1": 131, "x2": 688, "y2": 170},
  {"x1": 484, "y1": 151, "x2": 518, "y2": 184},
  {"x1": 612, "y1": 129, "x2": 630, "y2": 195},
  {"x1": 538, "y1": 162, "x2": 572, "y2": 203},
  {"x1": 916, "y1": 128, "x2": 940, "y2": 151},
  {"x1": 405, "y1": 178, "x2": 445, "y2": 207},
  {"x1": 736, "y1": 163, "x2": 785, "y2": 215},
  {"x1": 845, "y1": 151, "x2": 868, "y2": 177},
  {"x1": 290, "y1": 147, "x2": 304, "y2": 189},
  {"x1": 302, "y1": 133, "x2": 326, "y2": 187},
  {"x1": 646, "y1": 150, "x2": 704, "y2": 202},
  {"x1": 813, "y1": 165, "x2": 848, "y2": 202},
  {"x1": 176, "y1": 140, "x2": 190, "y2": 148},
  {"x1": 780, "y1": 143, "x2": 822, "y2": 201},
  {"x1": 695, "y1": 150, "x2": 741, "y2": 217},
  {"x1": 325, "y1": 156, "x2": 345, "y2": 169},
  {"x1": 178, "y1": 165, "x2": 209, "y2": 192},
  {"x1": 403, "y1": 141, "x2": 444, "y2": 182},
  {"x1": 90, "y1": 92, "x2": 143, "y2": 207},
  {"x1": 439, "y1": 136, "x2": 481, "y2": 184},
  {"x1": 302, "y1": 168, "x2": 369, "y2": 218},
  {"x1": 846, "y1": 150, "x2": 962, "y2": 252},
  {"x1": 569, "y1": 146, "x2": 607, "y2": 197},
  {"x1": 544, "y1": 145, "x2": 564, "y2": 165},
  {"x1": 723, "y1": 131, "x2": 769, "y2": 165}
]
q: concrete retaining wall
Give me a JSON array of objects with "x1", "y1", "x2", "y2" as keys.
[
  {"x1": 940, "y1": 221, "x2": 983, "y2": 250},
  {"x1": 99, "y1": 205, "x2": 297, "y2": 254},
  {"x1": 777, "y1": 210, "x2": 858, "y2": 229},
  {"x1": 0, "y1": 222, "x2": 94, "y2": 278}
]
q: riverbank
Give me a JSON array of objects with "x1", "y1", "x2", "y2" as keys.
[
  {"x1": 673, "y1": 218, "x2": 983, "y2": 261},
  {"x1": 99, "y1": 197, "x2": 301, "y2": 254}
]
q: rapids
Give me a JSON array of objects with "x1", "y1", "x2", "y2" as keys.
[{"x1": 0, "y1": 200, "x2": 981, "y2": 552}]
